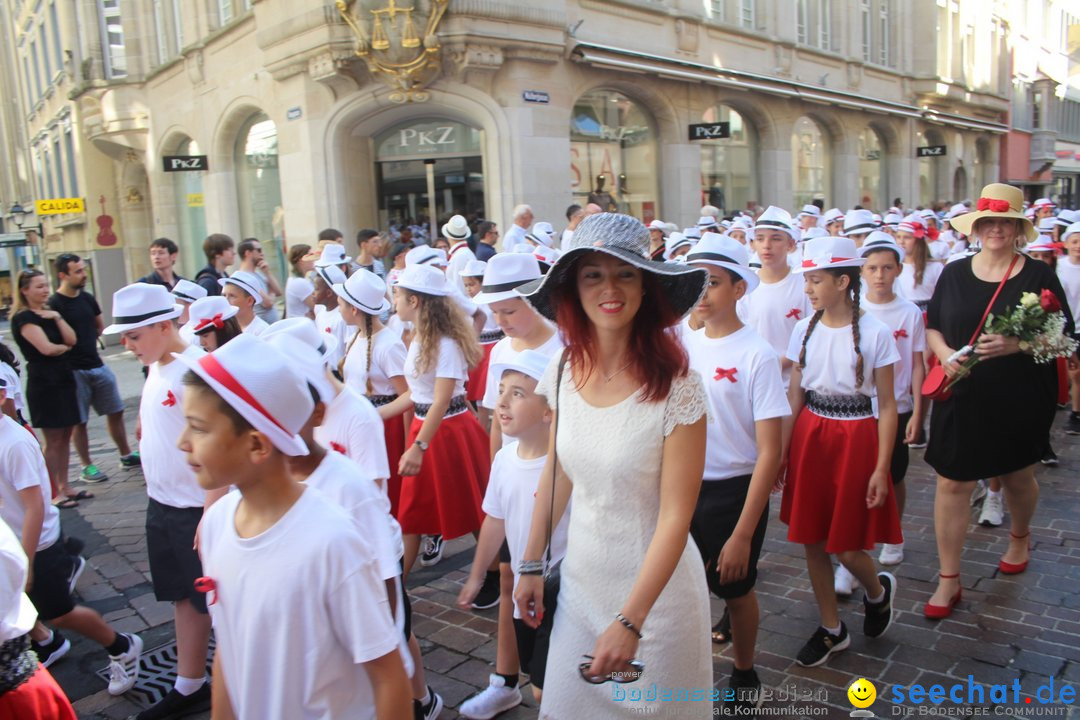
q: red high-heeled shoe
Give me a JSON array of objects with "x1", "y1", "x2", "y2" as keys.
[
  {"x1": 923, "y1": 572, "x2": 962, "y2": 620},
  {"x1": 998, "y1": 531, "x2": 1031, "y2": 575}
]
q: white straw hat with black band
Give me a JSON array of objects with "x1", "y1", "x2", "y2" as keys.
[
  {"x1": 315, "y1": 264, "x2": 347, "y2": 288},
  {"x1": 219, "y1": 270, "x2": 266, "y2": 301},
  {"x1": 182, "y1": 296, "x2": 240, "y2": 337},
  {"x1": 754, "y1": 206, "x2": 798, "y2": 242},
  {"x1": 473, "y1": 253, "x2": 542, "y2": 305},
  {"x1": 314, "y1": 243, "x2": 352, "y2": 268},
  {"x1": 332, "y1": 268, "x2": 391, "y2": 315},
  {"x1": 441, "y1": 214, "x2": 470, "y2": 241},
  {"x1": 489, "y1": 348, "x2": 550, "y2": 384},
  {"x1": 405, "y1": 245, "x2": 448, "y2": 267},
  {"x1": 686, "y1": 232, "x2": 760, "y2": 293},
  {"x1": 842, "y1": 209, "x2": 877, "y2": 237},
  {"x1": 515, "y1": 212, "x2": 707, "y2": 322},
  {"x1": 396, "y1": 264, "x2": 451, "y2": 297},
  {"x1": 461, "y1": 259, "x2": 487, "y2": 278},
  {"x1": 856, "y1": 231, "x2": 906, "y2": 263},
  {"x1": 174, "y1": 334, "x2": 311, "y2": 456},
  {"x1": 171, "y1": 279, "x2": 207, "y2": 304},
  {"x1": 261, "y1": 317, "x2": 340, "y2": 366},
  {"x1": 795, "y1": 236, "x2": 866, "y2": 273},
  {"x1": 103, "y1": 283, "x2": 184, "y2": 334}
]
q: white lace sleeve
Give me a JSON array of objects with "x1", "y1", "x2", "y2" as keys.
[{"x1": 663, "y1": 370, "x2": 710, "y2": 437}]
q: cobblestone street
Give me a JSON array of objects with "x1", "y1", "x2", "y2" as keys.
[{"x1": 33, "y1": 347, "x2": 1080, "y2": 719}]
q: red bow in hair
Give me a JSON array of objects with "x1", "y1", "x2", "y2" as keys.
[
  {"x1": 976, "y1": 197, "x2": 1011, "y2": 213},
  {"x1": 926, "y1": 226, "x2": 939, "y2": 241},
  {"x1": 194, "y1": 313, "x2": 225, "y2": 332},
  {"x1": 910, "y1": 222, "x2": 926, "y2": 240}
]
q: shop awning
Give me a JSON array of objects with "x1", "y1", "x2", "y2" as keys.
[{"x1": 572, "y1": 43, "x2": 1008, "y2": 134}]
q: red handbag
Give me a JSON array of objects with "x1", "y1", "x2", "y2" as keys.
[{"x1": 921, "y1": 254, "x2": 1018, "y2": 401}]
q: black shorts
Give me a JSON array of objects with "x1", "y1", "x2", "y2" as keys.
[
  {"x1": 146, "y1": 499, "x2": 208, "y2": 613},
  {"x1": 512, "y1": 618, "x2": 538, "y2": 681},
  {"x1": 498, "y1": 540, "x2": 511, "y2": 564},
  {"x1": 689, "y1": 475, "x2": 768, "y2": 600},
  {"x1": 27, "y1": 541, "x2": 75, "y2": 621},
  {"x1": 891, "y1": 411, "x2": 912, "y2": 485}
]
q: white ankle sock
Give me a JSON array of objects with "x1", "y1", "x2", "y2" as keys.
[
  {"x1": 175, "y1": 675, "x2": 206, "y2": 696},
  {"x1": 866, "y1": 588, "x2": 885, "y2": 604},
  {"x1": 823, "y1": 623, "x2": 842, "y2": 636}
]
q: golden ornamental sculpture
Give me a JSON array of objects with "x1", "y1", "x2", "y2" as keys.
[{"x1": 336, "y1": 0, "x2": 450, "y2": 103}]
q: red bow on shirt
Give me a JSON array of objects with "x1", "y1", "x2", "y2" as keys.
[
  {"x1": 786, "y1": 308, "x2": 802, "y2": 320},
  {"x1": 194, "y1": 577, "x2": 218, "y2": 606},
  {"x1": 194, "y1": 314, "x2": 225, "y2": 332},
  {"x1": 714, "y1": 368, "x2": 738, "y2": 383},
  {"x1": 324, "y1": 327, "x2": 333, "y2": 334},
  {"x1": 976, "y1": 197, "x2": 1011, "y2": 213},
  {"x1": 329, "y1": 441, "x2": 346, "y2": 454},
  {"x1": 162, "y1": 390, "x2": 177, "y2": 407},
  {"x1": 893, "y1": 329, "x2": 909, "y2": 340}
]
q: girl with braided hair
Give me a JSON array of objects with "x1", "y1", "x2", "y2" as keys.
[{"x1": 779, "y1": 236, "x2": 903, "y2": 669}]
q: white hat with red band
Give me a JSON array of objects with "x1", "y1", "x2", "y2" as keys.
[
  {"x1": 174, "y1": 334, "x2": 311, "y2": 456},
  {"x1": 794, "y1": 235, "x2": 866, "y2": 273},
  {"x1": 182, "y1": 296, "x2": 239, "y2": 337},
  {"x1": 823, "y1": 208, "x2": 845, "y2": 226}
]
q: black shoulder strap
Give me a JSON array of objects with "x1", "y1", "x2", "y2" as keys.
[{"x1": 546, "y1": 350, "x2": 567, "y2": 568}]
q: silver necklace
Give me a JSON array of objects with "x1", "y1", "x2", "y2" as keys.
[{"x1": 602, "y1": 360, "x2": 633, "y2": 383}]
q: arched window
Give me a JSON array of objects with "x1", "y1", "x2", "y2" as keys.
[
  {"x1": 858, "y1": 127, "x2": 885, "y2": 211},
  {"x1": 699, "y1": 105, "x2": 758, "y2": 214},
  {"x1": 791, "y1": 116, "x2": 830, "y2": 207},
  {"x1": 235, "y1": 112, "x2": 285, "y2": 283},
  {"x1": 173, "y1": 138, "x2": 207, "y2": 278},
  {"x1": 570, "y1": 90, "x2": 659, "y2": 222}
]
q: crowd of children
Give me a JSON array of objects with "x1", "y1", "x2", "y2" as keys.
[{"x1": 1, "y1": 192, "x2": 1077, "y2": 719}]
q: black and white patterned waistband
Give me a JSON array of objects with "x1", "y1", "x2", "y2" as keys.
[
  {"x1": 0, "y1": 634, "x2": 36, "y2": 694},
  {"x1": 479, "y1": 330, "x2": 505, "y2": 344},
  {"x1": 366, "y1": 393, "x2": 398, "y2": 408},
  {"x1": 414, "y1": 395, "x2": 469, "y2": 420},
  {"x1": 805, "y1": 390, "x2": 873, "y2": 420}
]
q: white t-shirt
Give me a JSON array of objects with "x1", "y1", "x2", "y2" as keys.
[
  {"x1": 683, "y1": 325, "x2": 790, "y2": 480},
  {"x1": 898, "y1": 262, "x2": 944, "y2": 305},
  {"x1": 482, "y1": 443, "x2": 569, "y2": 619},
  {"x1": 342, "y1": 328, "x2": 407, "y2": 398},
  {"x1": 481, "y1": 331, "x2": 563, "y2": 411},
  {"x1": 0, "y1": 363, "x2": 25, "y2": 413},
  {"x1": 1057, "y1": 258, "x2": 1080, "y2": 320},
  {"x1": 285, "y1": 276, "x2": 315, "y2": 319},
  {"x1": 141, "y1": 347, "x2": 206, "y2": 508},
  {"x1": 560, "y1": 229, "x2": 574, "y2": 252},
  {"x1": 478, "y1": 304, "x2": 500, "y2": 335},
  {"x1": 737, "y1": 270, "x2": 812, "y2": 385},
  {"x1": 314, "y1": 387, "x2": 390, "y2": 481},
  {"x1": 446, "y1": 243, "x2": 476, "y2": 295},
  {"x1": 785, "y1": 312, "x2": 900, "y2": 398},
  {"x1": 861, "y1": 296, "x2": 927, "y2": 415},
  {"x1": 404, "y1": 336, "x2": 468, "y2": 404},
  {"x1": 0, "y1": 521, "x2": 36, "y2": 643},
  {"x1": 200, "y1": 487, "x2": 401, "y2": 720},
  {"x1": 504, "y1": 224, "x2": 527, "y2": 252},
  {"x1": 0, "y1": 415, "x2": 60, "y2": 550},
  {"x1": 242, "y1": 315, "x2": 270, "y2": 336},
  {"x1": 316, "y1": 306, "x2": 357, "y2": 369}
]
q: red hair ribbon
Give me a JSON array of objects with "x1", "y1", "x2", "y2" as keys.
[
  {"x1": 194, "y1": 313, "x2": 225, "y2": 332},
  {"x1": 976, "y1": 197, "x2": 1011, "y2": 212},
  {"x1": 194, "y1": 577, "x2": 218, "y2": 606}
]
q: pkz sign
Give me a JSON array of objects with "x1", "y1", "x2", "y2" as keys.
[
  {"x1": 916, "y1": 145, "x2": 947, "y2": 158},
  {"x1": 688, "y1": 122, "x2": 731, "y2": 141},
  {"x1": 163, "y1": 155, "x2": 209, "y2": 172}
]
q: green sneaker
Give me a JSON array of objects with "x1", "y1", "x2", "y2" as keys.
[
  {"x1": 119, "y1": 452, "x2": 141, "y2": 469},
  {"x1": 80, "y1": 464, "x2": 108, "y2": 483}
]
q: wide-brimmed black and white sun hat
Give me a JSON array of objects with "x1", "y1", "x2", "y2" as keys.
[{"x1": 515, "y1": 213, "x2": 707, "y2": 321}]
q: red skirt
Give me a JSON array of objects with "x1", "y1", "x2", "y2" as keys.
[
  {"x1": 383, "y1": 414, "x2": 407, "y2": 518},
  {"x1": 0, "y1": 665, "x2": 77, "y2": 720},
  {"x1": 398, "y1": 412, "x2": 490, "y2": 539},
  {"x1": 466, "y1": 342, "x2": 497, "y2": 404},
  {"x1": 780, "y1": 409, "x2": 902, "y2": 553}
]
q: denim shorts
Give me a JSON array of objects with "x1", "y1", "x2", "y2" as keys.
[{"x1": 73, "y1": 365, "x2": 125, "y2": 422}]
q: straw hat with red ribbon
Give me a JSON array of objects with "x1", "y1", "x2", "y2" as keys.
[{"x1": 949, "y1": 183, "x2": 1037, "y2": 242}]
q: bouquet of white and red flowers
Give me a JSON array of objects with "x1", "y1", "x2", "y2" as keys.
[{"x1": 942, "y1": 289, "x2": 1078, "y2": 391}]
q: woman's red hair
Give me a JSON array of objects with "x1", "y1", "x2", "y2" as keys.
[{"x1": 553, "y1": 256, "x2": 688, "y2": 402}]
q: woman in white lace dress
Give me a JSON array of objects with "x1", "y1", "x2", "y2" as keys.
[{"x1": 515, "y1": 213, "x2": 714, "y2": 718}]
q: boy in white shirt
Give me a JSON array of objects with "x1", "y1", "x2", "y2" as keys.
[
  {"x1": 0, "y1": 377, "x2": 143, "y2": 695},
  {"x1": 102, "y1": 283, "x2": 214, "y2": 719},
  {"x1": 738, "y1": 208, "x2": 813, "y2": 386},
  {"x1": 683, "y1": 236, "x2": 788, "y2": 713},
  {"x1": 177, "y1": 335, "x2": 412, "y2": 720},
  {"x1": 219, "y1": 271, "x2": 270, "y2": 336},
  {"x1": 858, "y1": 233, "x2": 927, "y2": 568},
  {"x1": 457, "y1": 351, "x2": 569, "y2": 718},
  {"x1": 1058, "y1": 222, "x2": 1080, "y2": 436}
]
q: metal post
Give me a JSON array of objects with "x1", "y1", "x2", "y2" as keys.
[{"x1": 424, "y1": 159, "x2": 437, "y2": 243}]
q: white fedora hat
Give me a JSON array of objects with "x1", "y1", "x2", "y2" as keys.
[
  {"x1": 527, "y1": 222, "x2": 557, "y2": 248},
  {"x1": 473, "y1": 253, "x2": 542, "y2": 305},
  {"x1": 823, "y1": 208, "x2": 845, "y2": 225},
  {"x1": 263, "y1": 333, "x2": 335, "y2": 405},
  {"x1": 315, "y1": 264, "x2": 347, "y2": 288},
  {"x1": 798, "y1": 204, "x2": 821, "y2": 218},
  {"x1": 686, "y1": 232, "x2": 760, "y2": 293},
  {"x1": 841, "y1": 209, "x2": 876, "y2": 237},
  {"x1": 1025, "y1": 235, "x2": 1059, "y2": 254},
  {"x1": 795, "y1": 236, "x2": 866, "y2": 273},
  {"x1": 314, "y1": 243, "x2": 352, "y2": 268},
  {"x1": 664, "y1": 232, "x2": 692, "y2": 259},
  {"x1": 1063, "y1": 221, "x2": 1080, "y2": 241},
  {"x1": 405, "y1": 245, "x2": 448, "y2": 267},
  {"x1": 441, "y1": 214, "x2": 470, "y2": 241},
  {"x1": 171, "y1": 279, "x2": 207, "y2": 304},
  {"x1": 857, "y1": 231, "x2": 905, "y2": 263},
  {"x1": 332, "y1": 268, "x2": 391, "y2": 316},
  {"x1": 754, "y1": 206, "x2": 797, "y2": 241},
  {"x1": 103, "y1": 283, "x2": 183, "y2": 334},
  {"x1": 182, "y1": 296, "x2": 239, "y2": 337},
  {"x1": 396, "y1": 263, "x2": 450, "y2": 296},
  {"x1": 173, "y1": 334, "x2": 311, "y2": 456},
  {"x1": 219, "y1": 270, "x2": 265, "y2": 300},
  {"x1": 261, "y1": 316, "x2": 340, "y2": 366},
  {"x1": 489, "y1": 348, "x2": 551, "y2": 384},
  {"x1": 461, "y1": 259, "x2": 487, "y2": 278}
]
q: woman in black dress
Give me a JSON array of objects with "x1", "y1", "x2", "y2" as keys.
[
  {"x1": 9, "y1": 269, "x2": 84, "y2": 507},
  {"x1": 923, "y1": 184, "x2": 1075, "y2": 619}
]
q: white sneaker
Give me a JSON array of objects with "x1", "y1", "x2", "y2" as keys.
[
  {"x1": 459, "y1": 674, "x2": 523, "y2": 719},
  {"x1": 834, "y1": 564, "x2": 859, "y2": 596},
  {"x1": 970, "y1": 479, "x2": 987, "y2": 506},
  {"x1": 107, "y1": 633, "x2": 143, "y2": 695},
  {"x1": 878, "y1": 542, "x2": 905, "y2": 566},
  {"x1": 978, "y1": 492, "x2": 1004, "y2": 527}
]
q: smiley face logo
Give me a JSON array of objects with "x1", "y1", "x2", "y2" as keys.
[{"x1": 847, "y1": 678, "x2": 877, "y2": 709}]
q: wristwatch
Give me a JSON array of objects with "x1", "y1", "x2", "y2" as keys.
[{"x1": 414, "y1": 439, "x2": 429, "y2": 452}]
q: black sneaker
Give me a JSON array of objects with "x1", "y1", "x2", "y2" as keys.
[
  {"x1": 721, "y1": 667, "x2": 763, "y2": 715},
  {"x1": 67, "y1": 555, "x2": 87, "y2": 595},
  {"x1": 1041, "y1": 447, "x2": 1059, "y2": 466},
  {"x1": 863, "y1": 572, "x2": 896, "y2": 639},
  {"x1": 419, "y1": 534, "x2": 444, "y2": 567},
  {"x1": 795, "y1": 624, "x2": 850, "y2": 667},
  {"x1": 1066, "y1": 412, "x2": 1080, "y2": 436},
  {"x1": 133, "y1": 682, "x2": 211, "y2": 720},
  {"x1": 471, "y1": 570, "x2": 501, "y2": 610},
  {"x1": 414, "y1": 685, "x2": 444, "y2": 720},
  {"x1": 32, "y1": 631, "x2": 70, "y2": 668}
]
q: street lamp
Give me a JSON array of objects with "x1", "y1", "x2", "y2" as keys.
[{"x1": 8, "y1": 202, "x2": 43, "y2": 236}]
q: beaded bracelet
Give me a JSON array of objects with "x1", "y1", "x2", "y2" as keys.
[
  {"x1": 518, "y1": 560, "x2": 545, "y2": 576},
  {"x1": 615, "y1": 612, "x2": 643, "y2": 639}
]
